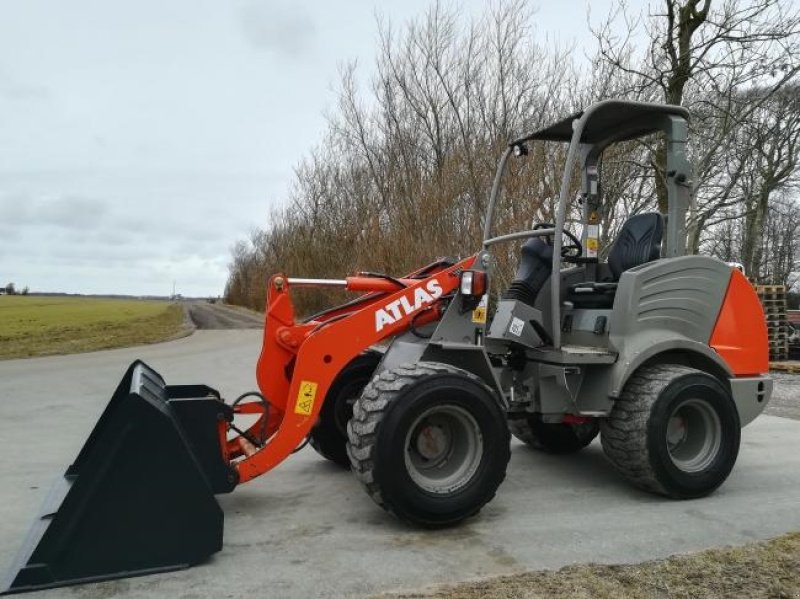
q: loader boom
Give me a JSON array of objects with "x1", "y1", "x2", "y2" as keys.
[{"x1": 231, "y1": 256, "x2": 476, "y2": 483}]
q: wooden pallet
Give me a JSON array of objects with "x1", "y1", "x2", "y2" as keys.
[
  {"x1": 764, "y1": 304, "x2": 786, "y2": 312},
  {"x1": 755, "y1": 285, "x2": 789, "y2": 357},
  {"x1": 757, "y1": 284, "x2": 787, "y2": 294},
  {"x1": 770, "y1": 360, "x2": 800, "y2": 374}
]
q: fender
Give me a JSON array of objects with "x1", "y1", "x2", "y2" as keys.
[{"x1": 607, "y1": 335, "x2": 733, "y2": 398}]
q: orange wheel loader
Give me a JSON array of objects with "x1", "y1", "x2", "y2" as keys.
[{"x1": 1, "y1": 100, "x2": 772, "y2": 594}]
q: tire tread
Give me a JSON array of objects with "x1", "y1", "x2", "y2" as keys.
[
  {"x1": 600, "y1": 364, "x2": 699, "y2": 496},
  {"x1": 346, "y1": 362, "x2": 508, "y2": 523}
]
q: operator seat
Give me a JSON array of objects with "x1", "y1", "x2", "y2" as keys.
[
  {"x1": 567, "y1": 212, "x2": 664, "y2": 309},
  {"x1": 503, "y1": 212, "x2": 663, "y2": 310}
]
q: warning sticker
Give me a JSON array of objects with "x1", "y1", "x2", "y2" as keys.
[
  {"x1": 294, "y1": 381, "x2": 318, "y2": 416},
  {"x1": 508, "y1": 317, "x2": 525, "y2": 337},
  {"x1": 586, "y1": 225, "x2": 599, "y2": 258},
  {"x1": 472, "y1": 294, "x2": 488, "y2": 324}
]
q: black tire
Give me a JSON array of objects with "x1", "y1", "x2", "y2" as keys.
[
  {"x1": 509, "y1": 414, "x2": 599, "y2": 454},
  {"x1": 601, "y1": 364, "x2": 740, "y2": 498},
  {"x1": 309, "y1": 352, "x2": 381, "y2": 467},
  {"x1": 347, "y1": 362, "x2": 510, "y2": 527}
]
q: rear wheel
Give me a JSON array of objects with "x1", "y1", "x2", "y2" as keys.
[
  {"x1": 509, "y1": 414, "x2": 599, "y2": 454},
  {"x1": 347, "y1": 362, "x2": 510, "y2": 527},
  {"x1": 601, "y1": 365, "x2": 740, "y2": 498},
  {"x1": 309, "y1": 352, "x2": 380, "y2": 467}
]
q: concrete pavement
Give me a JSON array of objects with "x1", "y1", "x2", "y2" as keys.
[{"x1": 1, "y1": 330, "x2": 798, "y2": 598}]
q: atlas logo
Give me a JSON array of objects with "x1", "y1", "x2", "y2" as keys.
[{"x1": 375, "y1": 279, "x2": 443, "y2": 331}]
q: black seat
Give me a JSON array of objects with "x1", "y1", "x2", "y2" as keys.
[{"x1": 567, "y1": 212, "x2": 664, "y2": 309}]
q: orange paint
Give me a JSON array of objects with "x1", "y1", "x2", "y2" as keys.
[
  {"x1": 345, "y1": 276, "x2": 416, "y2": 292},
  {"x1": 709, "y1": 269, "x2": 769, "y2": 376},
  {"x1": 230, "y1": 256, "x2": 476, "y2": 483}
]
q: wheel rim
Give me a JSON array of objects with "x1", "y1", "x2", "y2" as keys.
[
  {"x1": 665, "y1": 398, "x2": 722, "y2": 473},
  {"x1": 404, "y1": 405, "x2": 483, "y2": 494}
]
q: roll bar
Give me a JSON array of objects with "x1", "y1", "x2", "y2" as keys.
[{"x1": 482, "y1": 100, "x2": 691, "y2": 349}]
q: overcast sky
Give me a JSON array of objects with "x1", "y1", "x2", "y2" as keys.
[{"x1": 0, "y1": 0, "x2": 610, "y2": 297}]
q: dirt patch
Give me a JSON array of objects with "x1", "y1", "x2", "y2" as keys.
[
  {"x1": 186, "y1": 302, "x2": 263, "y2": 329},
  {"x1": 386, "y1": 532, "x2": 800, "y2": 599}
]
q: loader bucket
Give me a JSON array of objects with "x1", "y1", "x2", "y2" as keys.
[{"x1": 1, "y1": 360, "x2": 237, "y2": 595}]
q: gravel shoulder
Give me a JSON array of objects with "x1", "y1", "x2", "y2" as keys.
[
  {"x1": 388, "y1": 532, "x2": 800, "y2": 599},
  {"x1": 766, "y1": 373, "x2": 800, "y2": 420}
]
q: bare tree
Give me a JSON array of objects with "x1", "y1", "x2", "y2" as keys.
[
  {"x1": 762, "y1": 195, "x2": 800, "y2": 286},
  {"x1": 736, "y1": 87, "x2": 800, "y2": 276},
  {"x1": 594, "y1": 0, "x2": 800, "y2": 243},
  {"x1": 226, "y1": 0, "x2": 800, "y2": 313}
]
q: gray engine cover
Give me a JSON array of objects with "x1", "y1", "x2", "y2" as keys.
[{"x1": 606, "y1": 255, "x2": 733, "y2": 397}]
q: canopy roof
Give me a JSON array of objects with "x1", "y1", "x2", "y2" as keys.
[{"x1": 510, "y1": 100, "x2": 690, "y2": 146}]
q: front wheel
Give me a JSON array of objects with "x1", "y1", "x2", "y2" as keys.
[
  {"x1": 347, "y1": 362, "x2": 510, "y2": 527},
  {"x1": 601, "y1": 365, "x2": 740, "y2": 498}
]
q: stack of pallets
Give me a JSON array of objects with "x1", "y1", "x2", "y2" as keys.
[
  {"x1": 770, "y1": 361, "x2": 800, "y2": 374},
  {"x1": 756, "y1": 285, "x2": 788, "y2": 361}
]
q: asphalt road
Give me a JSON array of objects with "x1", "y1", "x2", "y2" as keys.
[
  {"x1": 0, "y1": 331, "x2": 799, "y2": 599},
  {"x1": 186, "y1": 301, "x2": 263, "y2": 329}
]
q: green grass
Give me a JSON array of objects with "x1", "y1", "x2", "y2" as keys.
[
  {"x1": 390, "y1": 532, "x2": 800, "y2": 599},
  {"x1": 0, "y1": 295, "x2": 186, "y2": 359}
]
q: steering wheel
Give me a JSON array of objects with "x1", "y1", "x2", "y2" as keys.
[{"x1": 532, "y1": 223, "x2": 583, "y2": 259}]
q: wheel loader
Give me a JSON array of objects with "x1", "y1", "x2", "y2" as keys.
[{"x1": 2, "y1": 100, "x2": 772, "y2": 594}]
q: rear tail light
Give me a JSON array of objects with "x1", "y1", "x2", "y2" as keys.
[{"x1": 460, "y1": 270, "x2": 487, "y2": 297}]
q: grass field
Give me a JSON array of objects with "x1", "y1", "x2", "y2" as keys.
[
  {"x1": 0, "y1": 295, "x2": 186, "y2": 359},
  {"x1": 395, "y1": 532, "x2": 800, "y2": 599}
]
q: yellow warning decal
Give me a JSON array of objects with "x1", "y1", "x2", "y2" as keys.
[
  {"x1": 295, "y1": 381, "x2": 318, "y2": 416},
  {"x1": 586, "y1": 238, "x2": 599, "y2": 251},
  {"x1": 472, "y1": 294, "x2": 488, "y2": 324}
]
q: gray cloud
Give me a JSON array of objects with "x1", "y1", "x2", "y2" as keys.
[
  {"x1": 0, "y1": 0, "x2": 529, "y2": 297},
  {"x1": 239, "y1": 1, "x2": 316, "y2": 58},
  {"x1": 0, "y1": 192, "x2": 34, "y2": 225},
  {"x1": 40, "y1": 195, "x2": 108, "y2": 230},
  {"x1": 0, "y1": 66, "x2": 50, "y2": 102},
  {"x1": 0, "y1": 193, "x2": 107, "y2": 230}
]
